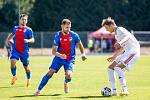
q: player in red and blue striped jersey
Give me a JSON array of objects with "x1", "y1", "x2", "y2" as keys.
[
  {"x1": 35, "y1": 19, "x2": 87, "y2": 96},
  {"x1": 5, "y1": 14, "x2": 34, "y2": 87}
]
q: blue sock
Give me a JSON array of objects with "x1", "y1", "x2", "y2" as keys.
[
  {"x1": 38, "y1": 73, "x2": 52, "y2": 90},
  {"x1": 26, "y1": 71, "x2": 30, "y2": 80},
  {"x1": 64, "y1": 77, "x2": 71, "y2": 83},
  {"x1": 11, "y1": 67, "x2": 16, "y2": 76}
]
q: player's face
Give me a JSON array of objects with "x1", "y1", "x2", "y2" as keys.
[
  {"x1": 104, "y1": 25, "x2": 114, "y2": 33},
  {"x1": 20, "y1": 16, "x2": 28, "y2": 26},
  {"x1": 62, "y1": 22, "x2": 71, "y2": 33}
]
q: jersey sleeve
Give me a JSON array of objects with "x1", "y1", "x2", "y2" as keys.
[
  {"x1": 27, "y1": 28, "x2": 34, "y2": 39},
  {"x1": 12, "y1": 26, "x2": 16, "y2": 35},
  {"x1": 53, "y1": 32, "x2": 60, "y2": 46},
  {"x1": 119, "y1": 27, "x2": 128, "y2": 38},
  {"x1": 74, "y1": 33, "x2": 81, "y2": 43}
]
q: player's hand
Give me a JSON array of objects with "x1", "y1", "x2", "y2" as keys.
[
  {"x1": 114, "y1": 42, "x2": 121, "y2": 49},
  {"x1": 24, "y1": 39, "x2": 28, "y2": 43},
  {"x1": 81, "y1": 55, "x2": 87, "y2": 61},
  {"x1": 107, "y1": 56, "x2": 115, "y2": 62},
  {"x1": 60, "y1": 54, "x2": 67, "y2": 59}
]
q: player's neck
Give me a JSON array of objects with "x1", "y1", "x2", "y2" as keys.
[
  {"x1": 62, "y1": 31, "x2": 70, "y2": 35},
  {"x1": 20, "y1": 24, "x2": 26, "y2": 27}
]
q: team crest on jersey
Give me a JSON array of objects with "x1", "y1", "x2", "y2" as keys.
[
  {"x1": 60, "y1": 37, "x2": 72, "y2": 42},
  {"x1": 64, "y1": 39, "x2": 67, "y2": 41},
  {"x1": 17, "y1": 28, "x2": 26, "y2": 32}
]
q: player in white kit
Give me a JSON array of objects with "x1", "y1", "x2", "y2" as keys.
[{"x1": 101, "y1": 17, "x2": 140, "y2": 96}]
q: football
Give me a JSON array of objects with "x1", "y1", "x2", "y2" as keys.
[{"x1": 101, "y1": 86, "x2": 112, "y2": 96}]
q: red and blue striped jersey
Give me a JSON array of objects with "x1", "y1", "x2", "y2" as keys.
[
  {"x1": 53, "y1": 31, "x2": 80, "y2": 60},
  {"x1": 12, "y1": 25, "x2": 34, "y2": 54}
]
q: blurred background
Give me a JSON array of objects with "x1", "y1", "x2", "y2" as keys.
[{"x1": 0, "y1": 0, "x2": 150, "y2": 56}]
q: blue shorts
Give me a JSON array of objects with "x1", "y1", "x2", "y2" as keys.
[
  {"x1": 49, "y1": 57, "x2": 75, "y2": 73},
  {"x1": 10, "y1": 50, "x2": 29, "y2": 66}
]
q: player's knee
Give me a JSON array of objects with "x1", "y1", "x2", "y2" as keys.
[
  {"x1": 108, "y1": 62, "x2": 117, "y2": 70},
  {"x1": 65, "y1": 72, "x2": 72, "y2": 79},
  {"x1": 65, "y1": 77, "x2": 71, "y2": 83},
  {"x1": 11, "y1": 60, "x2": 16, "y2": 67},
  {"x1": 117, "y1": 62, "x2": 126, "y2": 69},
  {"x1": 108, "y1": 65, "x2": 114, "y2": 70},
  {"x1": 48, "y1": 69, "x2": 55, "y2": 76},
  {"x1": 25, "y1": 67, "x2": 30, "y2": 72},
  {"x1": 66, "y1": 75, "x2": 72, "y2": 80}
]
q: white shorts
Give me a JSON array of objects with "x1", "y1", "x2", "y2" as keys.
[{"x1": 115, "y1": 50, "x2": 140, "y2": 71}]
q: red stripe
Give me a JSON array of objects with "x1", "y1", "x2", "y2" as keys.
[
  {"x1": 16, "y1": 27, "x2": 25, "y2": 53},
  {"x1": 124, "y1": 53, "x2": 135, "y2": 64},
  {"x1": 60, "y1": 32, "x2": 71, "y2": 60}
]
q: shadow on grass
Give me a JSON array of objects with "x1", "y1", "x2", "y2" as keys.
[
  {"x1": 10, "y1": 94, "x2": 63, "y2": 98},
  {"x1": 0, "y1": 85, "x2": 24, "y2": 89},
  {"x1": 68, "y1": 95, "x2": 111, "y2": 99}
]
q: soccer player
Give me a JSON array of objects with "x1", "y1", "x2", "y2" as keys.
[
  {"x1": 101, "y1": 17, "x2": 140, "y2": 96},
  {"x1": 35, "y1": 19, "x2": 87, "y2": 96},
  {"x1": 5, "y1": 35, "x2": 13, "y2": 59},
  {"x1": 5, "y1": 14, "x2": 34, "y2": 87}
]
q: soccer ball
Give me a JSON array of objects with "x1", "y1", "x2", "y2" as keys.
[{"x1": 101, "y1": 86, "x2": 112, "y2": 96}]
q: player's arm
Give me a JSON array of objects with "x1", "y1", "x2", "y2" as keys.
[
  {"x1": 24, "y1": 28, "x2": 35, "y2": 43},
  {"x1": 77, "y1": 41, "x2": 87, "y2": 61},
  {"x1": 107, "y1": 47, "x2": 124, "y2": 62},
  {"x1": 5, "y1": 33, "x2": 14, "y2": 46},
  {"x1": 24, "y1": 37, "x2": 35, "y2": 43},
  {"x1": 52, "y1": 45, "x2": 66, "y2": 59},
  {"x1": 115, "y1": 35, "x2": 129, "y2": 49}
]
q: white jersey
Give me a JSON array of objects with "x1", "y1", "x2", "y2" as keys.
[
  {"x1": 115, "y1": 27, "x2": 140, "y2": 71},
  {"x1": 115, "y1": 27, "x2": 140, "y2": 52}
]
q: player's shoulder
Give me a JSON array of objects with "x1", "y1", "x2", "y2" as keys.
[
  {"x1": 55, "y1": 31, "x2": 61, "y2": 35},
  {"x1": 117, "y1": 27, "x2": 125, "y2": 31},
  {"x1": 117, "y1": 26, "x2": 129, "y2": 34},
  {"x1": 54, "y1": 31, "x2": 61, "y2": 37},
  {"x1": 26, "y1": 26, "x2": 33, "y2": 31},
  {"x1": 70, "y1": 31, "x2": 79, "y2": 36},
  {"x1": 13, "y1": 26, "x2": 19, "y2": 29}
]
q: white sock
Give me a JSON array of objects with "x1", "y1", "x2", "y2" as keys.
[
  {"x1": 114, "y1": 67, "x2": 126, "y2": 89},
  {"x1": 107, "y1": 68, "x2": 116, "y2": 90}
]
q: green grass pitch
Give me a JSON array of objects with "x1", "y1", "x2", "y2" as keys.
[{"x1": 0, "y1": 55, "x2": 150, "y2": 100}]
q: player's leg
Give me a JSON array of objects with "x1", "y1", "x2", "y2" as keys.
[
  {"x1": 114, "y1": 65, "x2": 128, "y2": 96},
  {"x1": 64, "y1": 70, "x2": 72, "y2": 93},
  {"x1": 35, "y1": 69, "x2": 55, "y2": 96},
  {"x1": 64, "y1": 61, "x2": 74, "y2": 93},
  {"x1": 119, "y1": 52, "x2": 139, "y2": 96},
  {"x1": 107, "y1": 61, "x2": 118, "y2": 96},
  {"x1": 20, "y1": 57, "x2": 31, "y2": 87},
  {"x1": 35, "y1": 58, "x2": 62, "y2": 96},
  {"x1": 10, "y1": 51, "x2": 19, "y2": 85},
  {"x1": 24, "y1": 66, "x2": 31, "y2": 87},
  {"x1": 10, "y1": 59, "x2": 18, "y2": 85},
  {"x1": 114, "y1": 52, "x2": 134, "y2": 96}
]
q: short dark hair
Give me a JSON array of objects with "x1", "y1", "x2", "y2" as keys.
[
  {"x1": 61, "y1": 19, "x2": 71, "y2": 25},
  {"x1": 20, "y1": 14, "x2": 28, "y2": 19},
  {"x1": 101, "y1": 17, "x2": 115, "y2": 26}
]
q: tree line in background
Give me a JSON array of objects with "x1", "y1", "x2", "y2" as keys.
[{"x1": 0, "y1": 0, "x2": 150, "y2": 32}]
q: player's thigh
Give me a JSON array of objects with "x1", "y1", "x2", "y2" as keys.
[
  {"x1": 20, "y1": 57, "x2": 29, "y2": 67},
  {"x1": 108, "y1": 61, "x2": 118, "y2": 69},
  {"x1": 10, "y1": 51, "x2": 19, "y2": 66},
  {"x1": 49, "y1": 58, "x2": 63, "y2": 73},
  {"x1": 10, "y1": 59, "x2": 18, "y2": 67},
  {"x1": 64, "y1": 61, "x2": 74, "y2": 77},
  {"x1": 124, "y1": 53, "x2": 140, "y2": 71},
  {"x1": 115, "y1": 51, "x2": 129, "y2": 64}
]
